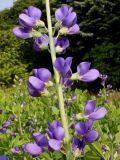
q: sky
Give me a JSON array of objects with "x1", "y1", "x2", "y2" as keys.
[{"x1": 0, "y1": 0, "x2": 15, "y2": 11}]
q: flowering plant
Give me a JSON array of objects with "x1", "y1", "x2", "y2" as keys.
[{"x1": 1, "y1": 1, "x2": 120, "y2": 160}]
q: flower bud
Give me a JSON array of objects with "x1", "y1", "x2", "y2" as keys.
[
  {"x1": 76, "y1": 113, "x2": 86, "y2": 121},
  {"x1": 31, "y1": 30, "x2": 42, "y2": 38},
  {"x1": 36, "y1": 20, "x2": 45, "y2": 27},
  {"x1": 59, "y1": 27, "x2": 69, "y2": 35},
  {"x1": 55, "y1": 46, "x2": 63, "y2": 53}
]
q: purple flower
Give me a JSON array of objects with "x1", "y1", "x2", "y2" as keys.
[
  {"x1": 13, "y1": 26, "x2": 32, "y2": 39},
  {"x1": 0, "y1": 155, "x2": 8, "y2": 160},
  {"x1": 9, "y1": 116, "x2": 16, "y2": 121},
  {"x1": 2, "y1": 121, "x2": 10, "y2": 128},
  {"x1": 54, "y1": 57, "x2": 73, "y2": 86},
  {"x1": 9, "y1": 131, "x2": 16, "y2": 137},
  {"x1": 107, "y1": 84, "x2": 112, "y2": 89},
  {"x1": 117, "y1": 148, "x2": 120, "y2": 154},
  {"x1": 72, "y1": 137, "x2": 85, "y2": 154},
  {"x1": 55, "y1": 37, "x2": 69, "y2": 54},
  {"x1": 26, "y1": 68, "x2": 51, "y2": 97},
  {"x1": 33, "y1": 34, "x2": 49, "y2": 51},
  {"x1": 13, "y1": 6, "x2": 42, "y2": 39},
  {"x1": 75, "y1": 62, "x2": 99, "y2": 82},
  {"x1": 24, "y1": 143, "x2": 43, "y2": 156},
  {"x1": 28, "y1": 127, "x2": 34, "y2": 133},
  {"x1": 99, "y1": 74, "x2": 108, "y2": 85},
  {"x1": 0, "y1": 128, "x2": 6, "y2": 134},
  {"x1": 11, "y1": 147, "x2": 21, "y2": 154},
  {"x1": 33, "y1": 132, "x2": 48, "y2": 148},
  {"x1": 84, "y1": 100, "x2": 107, "y2": 120},
  {"x1": 19, "y1": 6, "x2": 42, "y2": 27},
  {"x1": 0, "y1": 109, "x2": 3, "y2": 114},
  {"x1": 46, "y1": 120, "x2": 65, "y2": 151},
  {"x1": 55, "y1": 6, "x2": 80, "y2": 35},
  {"x1": 74, "y1": 120, "x2": 99, "y2": 143}
]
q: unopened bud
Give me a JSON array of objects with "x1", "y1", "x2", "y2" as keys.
[
  {"x1": 31, "y1": 29, "x2": 41, "y2": 38},
  {"x1": 59, "y1": 27, "x2": 69, "y2": 35},
  {"x1": 55, "y1": 46, "x2": 63, "y2": 53},
  {"x1": 76, "y1": 113, "x2": 86, "y2": 121},
  {"x1": 71, "y1": 73, "x2": 80, "y2": 80},
  {"x1": 36, "y1": 20, "x2": 45, "y2": 27}
]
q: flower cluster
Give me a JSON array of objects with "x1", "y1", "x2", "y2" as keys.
[
  {"x1": 72, "y1": 100, "x2": 107, "y2": 156},
  {"x1": 13, "y1": 5, "x2": 80, "y2": 54}
]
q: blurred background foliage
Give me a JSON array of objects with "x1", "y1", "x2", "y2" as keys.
[{"x1": 0, "y1": 0, "x2": 120, "y2": 88}]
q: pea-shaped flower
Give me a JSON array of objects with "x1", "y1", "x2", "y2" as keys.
[
  {"x1": 33, "y1": 34, "x2": 49, "y2": 51},
  {"x1": 71, "y1": 62, "x2": 99, "y2": 82},
  {"x1": 55, "y1": 37, "x2": 69, "y2": 54},
  {"x1": 54, "y1": 57, "x2": 73, "y2": 87},
  {"x1": 13, "y1": 6, "x2": 42, "y2": 39},
  {"x1": 55, "y1": 6, "x2": 80, "y2": 35},
  {"x1": 84, "y1": 100, "x2": 107, "y2": 120},
  {"x1": 26, "y1": 68, "x2": 51, "y2": 97},
  {"x1": 74, "y1": 120, "x2": 100, "y2": 143},
  {"x1": 46, "y1": 120, "x2": 65, "y2": 151}
]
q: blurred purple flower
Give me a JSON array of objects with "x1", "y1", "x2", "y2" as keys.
[
  {"x1": 107, "y1": 84, "x2": 112, "y2": 89},
  {"x1": 0, "y1": 109, "x2": 3, "y2": 114},
  {"x1": 33, "y1": 34, "x2": 49, "y2": 51},
  {"x1": 99, "y1": 74, "x2": 108, "y2": 85},
  {"x1": 54, "y1": 57, "x2": 73, "y2": 87},
  {"x1": 24, "y1": 143, "x2": 43, "y2": 156},
  {"x1": 55, "y1": 37, "x2": 69, "y2": 54},
  {"x1": 46, "y1": 120, "x2": 65, "y2": 151},
  {"x1": 2, "y1": 121, "x2": 11, "y2": 128},
  {"x1": 76, "y1": 62, "x2": 99, "y2": 82},
  {"x1": 0, "y1": 128, "x2": 6, "y2": 134},
  {"x1": 84, "y1": 100, "x2": 107, "y2": 120},
  {"x1": 9, "y1": 131, "x2": 16, "y2": 137},
  {"x1": 11, "y1": 147, "x2": 21, "y2": 154},
  {"x1": 26, "y1": 68, "x2": 51, "y2": 97},
  {"x1": 0, "y1": 155, "x2": 8, "y2": 160},
  {"x1": 55, "y1": 6, "x2": 80, "y2": 34}
]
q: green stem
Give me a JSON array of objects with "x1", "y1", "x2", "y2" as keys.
[
  {"x1": 18, "y1": 105, "x2": 22, "y2": 135},
  {"x1": 45, "y1": 0, "x2": 72, "y2": 159}
]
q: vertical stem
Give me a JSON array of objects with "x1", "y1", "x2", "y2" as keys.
[{"x1": 45, "y1": 0, "x2": 72, "y2": 159}]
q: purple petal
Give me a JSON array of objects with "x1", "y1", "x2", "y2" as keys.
[
  {"x1": 33, "y1": 132, "x2": 48, "y2": 147},
  {"x1": 55, "y1": 6, "x2": 69, "y2": 22},
  {"x1": 68, "y1": 24, "x2": 80, "y2": 35},
  {"x1": 48, "y1": 139, "x2": 61, "y2": 151},
  {"x1": 27, "y1": 6, "x2": 42, "y2": 20},
  {"x1": 77, "y1": 62, "x2": 91, "y2": 75},
  {"x1": 13, "y1": 27, "x2": 31, "y2": 39},
  {"x1": 72, "y1": 137, "x2": 85, "y2": 153},
  {"x1": 75, "y1": 122, "x2": 88, "y2": 135},
  {"x1": 62, "y1": 12, "x2": 77, "y2": 27},
  {"x1": 81, "y1": 69, "x2": 99, "y2": 82},
  {"x1": 24, "y1": 143, "x2": 42, "y2": 156},
  {"x1": 84, "y1": 100, "x2": 96, "y2": 115},
  {"x1": 84, "y1": 130, "x2": 100, "y2": 143},
  {"x1": 65, "y1": 57, "x2": 73, "y2": 67},
  {"x1": 36, "y1": 68, "x2": 51, "y2": 82},
  {"x1": 88, "y1": 107, "x2": 107, "y2": 120},
  {"x1": 53, "y1": 127, "x2": 65, "y2": 140},
  {"x1": 28, "y1": 76, "x2": 45, "y2": 90},
  {"x1": 19, "y1": 14, "x2": 36, "y2": 27},
  {"x1": 54, "y1": 57, "x2": 65, "y2": 72}
]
